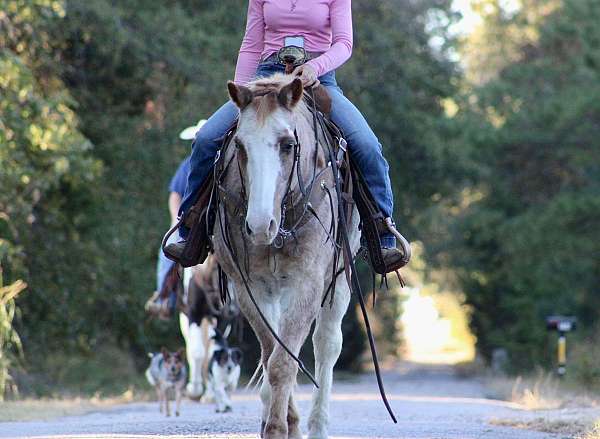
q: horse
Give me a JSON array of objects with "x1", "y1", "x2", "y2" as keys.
[
  {"x1": 178, "y1": 255, "x2": 240, "y2": 400},
  {"x1": 212, "y1": 74, "x2": 360, "y2": 439}
]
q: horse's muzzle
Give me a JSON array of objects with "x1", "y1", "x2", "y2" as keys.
[{"x1": 245, "y1": 216, "x2": 278, "y2": 245}]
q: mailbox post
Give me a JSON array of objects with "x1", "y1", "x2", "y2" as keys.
[{"x1": 546, "y1": 316, "x2": 577, "y2": 377}]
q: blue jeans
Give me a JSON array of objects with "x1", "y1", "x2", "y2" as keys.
[
  {"x1": 155, "y1": 231, "x2": 178, "y2": 310},
  {"x1": 180, "y1": 62, "x2": 395, "y2": 247}
]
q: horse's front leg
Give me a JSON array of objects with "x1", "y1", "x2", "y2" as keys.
[
  {"x1": 236, "y1": 292, "x2": 276, "y2": 437},
  {"x1": 264, "y1": 287, "x2": 318, "y2": 439},
  {"x1": 260, "y1": 348, "x2": 273, "y2": 437},
  {"x1": 183, "y1": 317, "x2": 206, "y2": 399},
  {"x1": 308, "y1": 280, "x2": 351, "y2": 439},
  {"x1": 287, "y1": 394, "x2": 302, "y2": 439}
]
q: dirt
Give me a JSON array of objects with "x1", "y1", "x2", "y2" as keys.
[{"x1": 1, "y1": 363, "x2": 593, "y2": 438}]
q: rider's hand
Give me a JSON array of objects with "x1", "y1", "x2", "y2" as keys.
[{"x1": 292, "y1": 64, "x2": 319, "y2": 88}]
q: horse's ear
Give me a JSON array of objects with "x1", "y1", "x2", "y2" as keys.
[
  {"x1": 278, "y1": 78, "x2": 303, "y2": 110},
  {"x1": 228, "y1": 81, "x2": 253, "y2": 110}
]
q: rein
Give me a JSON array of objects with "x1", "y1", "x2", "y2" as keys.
[{"x1": 307, "y1": 89, "x2": 398, "y2": 423}]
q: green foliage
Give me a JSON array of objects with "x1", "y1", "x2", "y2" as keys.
[
  {"x1": 0, "y1": 278, "x2": 26, "y2": 400},
  {"x1": 0, "y1": 0, "x2": 105, "y2": 376},
  {"x1": 445, "y1": 0, "x2": 600, "y2": 370}
]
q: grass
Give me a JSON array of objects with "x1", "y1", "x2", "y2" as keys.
[
  {"x1": 453, "y1": 361, "x2": 600, "y2": 437},
  {"x1": 486, "y1": 373, "x2": 563, "y2": 409},
  {"x1": 1, "y1": 343, "x2": 159, "y2": 422},
  {"x1": 491, "y1": 417, "x2": 590, "y2": 436},
  {"x1": 486, "y1": 372, "x2": 599, "y2": 410},
  {"x1": 0, "y1": 390, "x2": 140, "y2": 422},
  {"x1": 579, "y1": 422, "x2": 600, "y2": 439}
]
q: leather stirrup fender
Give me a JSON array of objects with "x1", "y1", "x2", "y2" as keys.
[
  {"x1": 162, "y1": 173, "x2": 215, "y2": 268},
  {"x1": 348, "y1": 155, "x2": 411, "y2": 274}
]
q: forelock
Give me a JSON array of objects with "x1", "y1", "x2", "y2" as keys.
[
  {"x1": 241, "y1": 73, "x2": 309, "y2": 126},
  {"x1": 253, "y1": 91, "x2": 279, "y2": 125}
]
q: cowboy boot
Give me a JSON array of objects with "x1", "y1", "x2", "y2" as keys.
[{"x1": 380, "y1": 218, "x2": 411, "y2": 272}]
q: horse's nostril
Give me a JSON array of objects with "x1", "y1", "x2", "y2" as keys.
[
  {"x1": 245, "y1": 221, "x2": 253, "y2": 236},
  {"x1": 268, "y1": 219, "x2": 277, "y2": 235}
]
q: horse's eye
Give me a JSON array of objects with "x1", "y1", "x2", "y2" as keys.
[
  {"x1": 234, "y1": 138, "x2": 243, "y2": 149},
  {"x1": 280, "y1": 140, "x2": 295, "y2": 152}
]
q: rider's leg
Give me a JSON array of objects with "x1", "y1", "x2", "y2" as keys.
[
  {"x1": 145, "y1": 237, "x2": 178, "y2": 318},
  {"x1": 164, "y1": 101, "x2": 238, "y2": 262},
  {"x1": 178, "y1": 101, "x2": 239, "y2": 238},
  {"x1": 321, "y1": 79, "x2": 396, "y2": 248}
]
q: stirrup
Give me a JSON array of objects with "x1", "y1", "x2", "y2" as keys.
[
  {"x1": 384, "y1": 218, "x2": 411, "y2": 265},
  {"x1": 362, "y1": 216, "x2": 411, "y2": 275}
]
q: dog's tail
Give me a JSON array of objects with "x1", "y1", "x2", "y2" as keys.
[{"x1": 245, "y1": 362, "x2": 263, "y2": 392}]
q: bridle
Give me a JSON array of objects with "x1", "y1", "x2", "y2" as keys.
[{"x1": 217, "y1": 95, "x2": 334, "y2": 252}]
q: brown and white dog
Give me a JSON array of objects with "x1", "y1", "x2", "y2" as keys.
[{"x1": 145, "y1": 348, "x2": 187, "y2": 417}]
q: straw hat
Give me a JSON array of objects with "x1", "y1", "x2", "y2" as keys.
[{"x1": 179, "y1": 119, "x2": 207, "y2": 140}]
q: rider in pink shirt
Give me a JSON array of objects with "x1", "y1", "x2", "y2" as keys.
[
  {"x1": 235, "y1": 0, "x2": 353, "y2": 84},
  {"x1": 166, "y1": 0, "x2": 409, "y2": 272}
]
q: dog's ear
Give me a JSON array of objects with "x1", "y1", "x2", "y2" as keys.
[
  {"x1": 214, "y1": 349, "x2": 227, "y2": 365},
  {"x1": 230, "y1": 348, "x2": 243, "y2": 365},
  {"x1": 176, "y1": 348, "x2": 186, "y2": 361},
  {"x1": 161, "y1": 347, "x2": 170, "y2": 360}
]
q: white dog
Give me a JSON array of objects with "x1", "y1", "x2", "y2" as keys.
[{"x1": 206, "y1": 330, "x2": 242, "y2": 412}]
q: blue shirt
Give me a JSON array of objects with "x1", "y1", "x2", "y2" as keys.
[{"x1": 169, "y1": 157, "x2": 191, "y2": 197}]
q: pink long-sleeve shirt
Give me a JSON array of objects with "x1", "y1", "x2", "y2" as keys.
[{"x1": 234, "y1": 0, "x2": 353, "y2": 85}]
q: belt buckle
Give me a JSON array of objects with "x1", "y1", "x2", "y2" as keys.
[{"x1": 277, "y1": 46, "x2": 307, "y2": 67}]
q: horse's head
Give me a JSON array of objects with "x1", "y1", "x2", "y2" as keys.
[{"x1": 227, "y1": 76, "x2": 305, "y2": 246}]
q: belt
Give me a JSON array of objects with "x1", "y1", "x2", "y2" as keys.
[{"x1": 261, "y1": 51, "x2": 323, "y2": 65}]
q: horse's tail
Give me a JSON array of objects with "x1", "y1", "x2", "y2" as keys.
[
  {"x1": 145, "y1": 367, "x2": 156, "y2": 387},
  {"x1": 245, "y1": 362, "x2": 263, "y2": 392},
  {"x1": 212, "y1": 327, "x2": 227, "y2": 347}
]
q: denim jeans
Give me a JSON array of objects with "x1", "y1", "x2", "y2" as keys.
[
  {"x1": 180, "y1": 62, "x2": 395, "y2": 247},
  {"x1": 155, "y1": 231, "x2": 179, "y2": 310}
]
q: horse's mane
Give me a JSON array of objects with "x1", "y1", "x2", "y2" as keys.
[{"x1": 241, "y1": 74, "x2": 309, "y2": 124}]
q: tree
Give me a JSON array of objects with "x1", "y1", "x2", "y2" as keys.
[{"x1": 445, "y1": 0, "x2": 600, "y2": 369}]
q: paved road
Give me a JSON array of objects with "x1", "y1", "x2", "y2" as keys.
[{"x1": 1, "y1": 364, "x2": 561, "y2": 439}]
